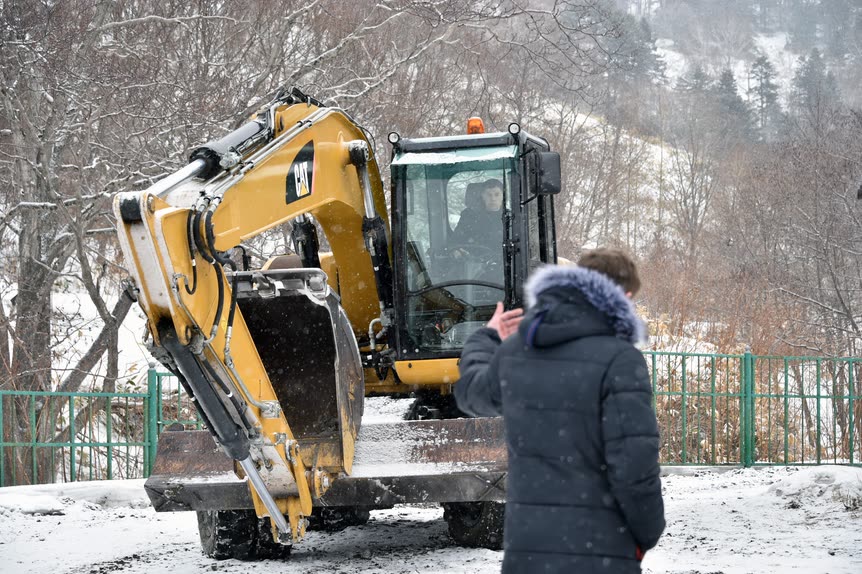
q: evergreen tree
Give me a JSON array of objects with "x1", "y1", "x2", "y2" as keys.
[
  {"x1": 602, "y1": 10, "x2": 667, "y2": 134},
  {"x1": 787, "y1": 0, "x2": 818, "y2": 52},
  {"x1": 823, "y1": 0, "x2": 852, "y2": 60},
  {"x1": 636, "y1": 17, "x2": 667, "y2": 84},
  {"x1": 753, "y1": 0, "x2": 781, "y2": 33},
  {"x1": 714, "y1": 69, "x2": 753, "y2": 142},
  {"x1": 791, "y1": 49, "x2": 839, "y2": 111},
  {"x1": 668, "y1": 64, "x2": 716, "y2": 146},
  {"x1": 676, "y1": 63, "x2": 712, "y2": 93},
  {"x1": 790, "y1": 48, "x2": 842, "y2": 130},
  {"x1": 607, "y1": 13, "x2": 666, "y2": 87},
  {"x1": 747, "y1": 52, "x2": 782, "y2": 138},
  {"x1": 853, "y1": 8, "x2": 862, "y2": 50}
]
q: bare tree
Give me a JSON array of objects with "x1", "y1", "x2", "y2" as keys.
[
  {"x1": 555, "y1": 118, "x2": 655, "y2": 256},
  {"x1": 664, "y1": 107, "x2": 721, "y2": 263}
]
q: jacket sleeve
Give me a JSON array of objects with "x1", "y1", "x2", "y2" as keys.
[
  {"x1": 601, "y1": 346, "x2": 666, "y2": 550},
  {"x1": 453, "y1": 327, "x2": 503, "y2": 417}
]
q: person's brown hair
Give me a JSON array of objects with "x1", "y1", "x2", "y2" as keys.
[
  {"x1": 483, "y1": 178, "x2": 503, "y2": 190},
  {"x1": 577, "y1": 247, "x2": 641, "y2": 296}
]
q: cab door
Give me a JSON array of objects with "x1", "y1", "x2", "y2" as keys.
[{"x1": 513, "y1": 143, "x2": 559, "y2": 304}]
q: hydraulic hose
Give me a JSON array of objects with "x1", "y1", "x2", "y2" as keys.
[{"x1": 183, "y1": 211, "x2": 199, "y2": 295}]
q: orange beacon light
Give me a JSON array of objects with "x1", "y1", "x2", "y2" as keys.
[{"x1": 466, "y1": 117, "x2": 485, "y2": 134}]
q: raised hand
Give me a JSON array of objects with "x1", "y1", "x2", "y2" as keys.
[{"x1": 487, "y1": 301, "x2": 524, "y2": 341}]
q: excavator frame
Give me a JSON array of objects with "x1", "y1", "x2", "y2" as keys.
[{"x1": 114, "y1": 87, "x2": 561, "y2": 557}]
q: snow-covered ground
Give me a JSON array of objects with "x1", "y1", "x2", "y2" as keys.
[{"x1": 1, "y1": 465, "x2": 859, "y2": 574}]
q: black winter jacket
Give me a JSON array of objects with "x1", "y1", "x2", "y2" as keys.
[
  {"x1": 450, "y1": 207, "x2": 503, "y2": 251},
  {"x1": 454, "y1": 265, "x2": 665, "y2": 574}
]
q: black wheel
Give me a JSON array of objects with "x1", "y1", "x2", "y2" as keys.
[
  {"x1": 442, "y1": 501, "x2": 505, "y2": 550},
  {"x1": 196, "y1": 510, "x2": 291, "y2": 560},
  {"x1": 405, "y1": 392, "x2": 467, "y2": 421},
  {"x1": 409, "y1": 394, "x2": 506, "y2": 550},
  {"x1": 253, "y1": 516, "x2": 292, "y2": 559},
  {"x1": 306, "y1": 506, "x2": 371, "y2": 532}
]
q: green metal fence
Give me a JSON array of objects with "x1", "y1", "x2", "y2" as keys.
[
  {"x1": 0, "y1": 388, "x2": 155, "y2": 487},
  {"x1": 0, "y1": 372, "x2": 201, "y2": 487},
  {"x1": 1, "y1": 352, "x2": 860, "y2": 486},
  {"x1": 153, "y1": 352, "x2": 862, "y2": 467},
  {"x1": 147, "y1": 368, "x2": 203, "y2": 434},
  {"x1": 645, "y1": 351, "x2": 861, "y2": 467}
]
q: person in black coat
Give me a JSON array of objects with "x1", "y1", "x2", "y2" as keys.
[
  {"x1": 450, "y1": 178, "x2": 504, "y2": 254},
  {"x1": 454, "y1": 248, "x2": 665, "y2": 574}
]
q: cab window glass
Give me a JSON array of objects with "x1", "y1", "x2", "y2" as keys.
[{"x1": 397, "y1": 149, "x2": 515, "y2": 352}]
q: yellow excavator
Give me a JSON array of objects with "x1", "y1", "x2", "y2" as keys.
[{"x1": 114, "y1": 87, "x2": 561, "y2": 559}]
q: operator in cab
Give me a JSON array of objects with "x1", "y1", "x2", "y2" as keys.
[{"x1": 450, "y1": 178, "x2": 505, "y2": 257}]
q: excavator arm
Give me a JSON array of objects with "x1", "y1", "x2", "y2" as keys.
[{"x1": 114, "y1": 89, "x2": 393, "y2": 542}]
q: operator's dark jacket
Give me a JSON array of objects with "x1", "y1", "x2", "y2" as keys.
[
  {"x1": 454, "y1": 265, "x2": 665, "y2": 574},
  {"x1": 450, "y1": 207, "x2": 503, "y2": 251}
]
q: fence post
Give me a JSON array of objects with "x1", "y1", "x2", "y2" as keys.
[
  {"x1": 815, "y1": 359, "x2": 822, "y2": 465},
  {"x1": 749, "y1": 352, "x2": 756, "y2": 466},
  {"x1": 0, "y1": 393, "x2": 5, "y2": 487},
  {"x1": 146, "y1": 369, "x2": 159, "y2": 476},
  {"x1": 742, "y1": 349, "x2": 754, "y2": 468},
  {"x1": 739, "y1": 353, "x2": 746, "y2": 466},
  {"x1": 69, "y1": 396, "x2": 76, "y2": 481}
]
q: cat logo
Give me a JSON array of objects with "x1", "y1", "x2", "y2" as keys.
[
  {"x1": 285, "y1": 141, "x2": 315, "y2": 204},
  {"x1": 294, "y1": 162, "x2": 310, "y2": 197}
]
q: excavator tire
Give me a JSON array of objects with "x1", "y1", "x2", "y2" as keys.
[
  {"x1": 306, "y1": 506, "x2": 371, "y2": 532},
  {"x1": 442, "y1": 501, "x2": 505, "y2": 550},
  {"x1": 196, "y1": 510, "x2": 291, "y2": 560},
  {"x1": 405, "y1": 390, "x2": 466, "y2": 421},
  {"x1": 406, "y1": 392, "x2": 506, "y2": 550},
  {"x1": 253, "y1": 516, "x2": 293, "y2": 559}
]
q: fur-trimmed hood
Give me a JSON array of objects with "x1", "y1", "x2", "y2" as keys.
[{"x1": 520, "y1": 265, "x2": 647, "y2": 346}]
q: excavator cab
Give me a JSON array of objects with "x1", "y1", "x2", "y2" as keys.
[
  {"x1": 384, "y1": 127, "x2": 560, "y2": 375},
  {"x1": 366, "y1": 124, "x2": 561, "y2": 404},
  {"x1": 395, "y1": 147, "x2": 513, "y2": 353}
]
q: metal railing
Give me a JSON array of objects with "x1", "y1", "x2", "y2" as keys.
[
  {"x1": 151, "y1": 353, "x2": 862, "y2": 467},
  {"x1": 0, "y1": 388, "x2": 155, "y2": 487},
  {"x1": 0, "y1": 373, "x2": 202, "y2": 487},
  {"x1": 1, "y1": 352, "x2": 859, "y2": 486},
  {"x1": 645, "y1": 351, "x2": 861, "y2": 467},
  {"x1": 147, "y1": 369, "x2": 203, "y2": 434}
]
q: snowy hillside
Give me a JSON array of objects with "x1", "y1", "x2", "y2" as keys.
[
  {"x1": 1, "y1": 466, "x2": 860, "y2": 573},
  {"x1": 655, "y1": 33, "x2": 798, "y2": 104}
]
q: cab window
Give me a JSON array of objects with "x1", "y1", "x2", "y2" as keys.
[{"x1": 394, "y1": 146, "x2": 516, "y2": 352}]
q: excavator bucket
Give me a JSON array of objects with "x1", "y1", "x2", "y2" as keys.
[
  {"x1": 233, "y1": 268, "x2": 363, "y2": 474},
  {"x1": 145, "y1": 416, "x2": 506, "y2": 512}
]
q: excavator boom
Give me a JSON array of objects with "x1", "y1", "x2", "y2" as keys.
[{"x1": 115, "y1": 90, "x2": 395, "y2": 541}]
